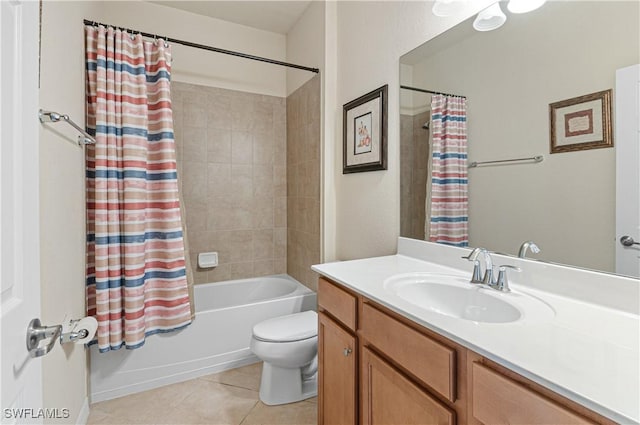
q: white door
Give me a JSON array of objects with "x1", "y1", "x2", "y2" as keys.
[
  {"x1": 1, "y1": 1, "x2": 43, "y2": 423},
  {"x1": 615, "y1": 64, "x2": 640, "y2": 278}
]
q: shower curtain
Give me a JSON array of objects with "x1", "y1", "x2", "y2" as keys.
[
  {"x1": 85, "y1": 26, "x2": 192, "y2": 352},
  {"x1": 426, "y1": 94, "x2": 468, "y2": 247}
]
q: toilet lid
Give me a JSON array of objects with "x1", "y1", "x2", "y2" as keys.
[{"x1": 253, "y1": 310, "x2": 317, "y2": 342}]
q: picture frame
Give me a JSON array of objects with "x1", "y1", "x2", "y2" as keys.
[
  {"x1": 343, "y1": 85, "x2": 388, "y2": 173},
  {"x1": 549, "y1": 89, "x2": 613, "y2": 154}
]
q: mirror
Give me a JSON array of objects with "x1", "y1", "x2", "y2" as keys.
[{"x1": 400, "y1": 1, "x2": 639, "y2": 274}]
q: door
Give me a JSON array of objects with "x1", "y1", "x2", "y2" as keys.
[
  {"x1": 1, "y1": 0, "x2": 43, "y2": 422},
  {"x1": 615, "y1": 64, "x2": 640, "y2": 277},
  {"x1": 318, "y1": 312, "x2": 357, "y2": 425},
  {"x1": 360, "y1": 347, "x2": 455, "y2": 425}
]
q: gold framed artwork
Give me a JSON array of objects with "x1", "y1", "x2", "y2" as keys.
[
  {"x1": 549, "y1": 89, "x2": 613, "y2": 154},
  {"x1": 343, "y1": 85, "x2": 388, "y2": 173}
]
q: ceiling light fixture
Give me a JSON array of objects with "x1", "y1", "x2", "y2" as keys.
[
  {"x1": 473, "y1": 2, "x2": 507, "y2": 32},
  {"x1": 433, "y1": 0, "x2": 546, "y2": 32},
  {"x1": 432, "y1": 0, "x2": 466, "y2": 18},
  {"x1": 507, "y1": 0, "x2": 547, "y2": 14}
]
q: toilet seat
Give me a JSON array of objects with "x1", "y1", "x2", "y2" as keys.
[{"x1": 252, "y1": 310, "x2": 317, "y2": 343}]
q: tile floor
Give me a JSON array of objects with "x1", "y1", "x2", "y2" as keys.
[{"x1": 87, "y1": 363, "x2": 317, "y2": 425}]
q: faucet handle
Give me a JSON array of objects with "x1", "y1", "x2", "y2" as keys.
[{"x1": 494, "y1": 265, "x2": 521, "y2": 292}]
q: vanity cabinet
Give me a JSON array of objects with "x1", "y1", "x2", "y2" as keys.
[
  {"x1": 317, "y1": 278, "x2": 358, "y2": 425},
  {"x1": 318, "y1": 276, "x2": 617, "y2": 425}
]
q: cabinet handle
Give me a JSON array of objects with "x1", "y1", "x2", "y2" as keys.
[{"x1": 343, "y1": 347, "x2": 352, "y2": 356}]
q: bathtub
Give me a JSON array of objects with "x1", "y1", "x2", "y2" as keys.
[{"x1": 89, "y1": 274, "x2": 316, "y2": 403}]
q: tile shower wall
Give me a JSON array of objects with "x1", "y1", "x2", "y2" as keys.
[
  {"x1": 400, "y1": 111, "x2": 430, "y2": 240},
  {"x1": 287, "y1": 76, "x2": 321, "y2": 291},
  {"x1": 172, "y1": 82, "x2": 287, "y2": 284}
]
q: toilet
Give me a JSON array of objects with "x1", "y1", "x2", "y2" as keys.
[{"x1": 250, "y1": 310, "x2": 318, "y2": 405}]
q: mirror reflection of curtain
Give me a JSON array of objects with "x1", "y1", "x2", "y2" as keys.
[
  {"x1": 85, "y1": 26, "x2": 193, "y2": 352},
  {"x1": 426, "y1": 95, "x2": 468, "y2": 247}
]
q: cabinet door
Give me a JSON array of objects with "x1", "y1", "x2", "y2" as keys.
[
  {"x1": 361, "y1": 347, "x2": 455, "y2": 425},
  {"x1": 318, "y1": 312, "x2": 357, "y2": 425}
]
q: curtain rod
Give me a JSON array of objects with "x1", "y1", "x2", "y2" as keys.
[
  {"x1": 400, "y1": 85, "x2": 466, "y2": 99},
  {"x1": 83, "y1": 19, "x2": 320, "y2": 74}
]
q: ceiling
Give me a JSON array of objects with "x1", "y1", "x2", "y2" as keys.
[{"x1": 148, "y1": 1, "x2": 313, "y2": 34}]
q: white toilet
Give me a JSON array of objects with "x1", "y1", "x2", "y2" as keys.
[{"x1": 250, "y1": 310, "x2": 318, "y2": 405}]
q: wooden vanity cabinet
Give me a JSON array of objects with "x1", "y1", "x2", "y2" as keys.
[
  {"x1": 317, "y1": 278, "x2": 358, "y2": 425},
  {"x1": 318, "y1": 277, "x2": 615, "y2": 425}
]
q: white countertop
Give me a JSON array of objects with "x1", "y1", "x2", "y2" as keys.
[{"x1": 312, "y1": 244, "x2": 640, "y2": 424}]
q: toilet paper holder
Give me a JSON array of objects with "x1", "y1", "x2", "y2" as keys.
[
  {"x1": 60, "y1": 318, "x2": 92, "y2": 344},
  {"x1": 26, "y1": 317, "x2": 96, "y2": 358}
]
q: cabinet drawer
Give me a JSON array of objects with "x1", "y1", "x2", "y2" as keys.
[
  {"x1": 360, "y1": 302, "x2": 456, "y2": 402},
  {"x1": 318, "y1": 277, "x2": 357, "y2": 331},
  {"x1": 472, "y1": 362, "x2": 596, "y2": 424}
]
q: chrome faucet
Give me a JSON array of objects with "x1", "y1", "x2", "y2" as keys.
[
  {"x1": 518, "y1": 241, "x2": 540, "y2": 258},
  {"x1": 463, "y1": 248, "x2": 520, "y2": 292},
  {"x1": 462, "y1": 248, "x2": 494, "y2": 285}
]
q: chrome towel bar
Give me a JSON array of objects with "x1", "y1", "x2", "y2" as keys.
[
  {"x1": 468, "y1": 155, "x2": 543, "y2": 168},
  {"x1": 38, "y1": 109, "x2": 96, "y2": 145}
]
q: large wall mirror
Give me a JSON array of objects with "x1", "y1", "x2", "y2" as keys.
[{"x1": 400, "y1": 1, "x2": 639, "y2": 274}]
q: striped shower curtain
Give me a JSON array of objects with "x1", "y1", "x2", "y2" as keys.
[
  {"x1": 85, "y1": 26, "x2": 192, "y2": 352},
  {"x1": 427, "y1": 94, "x2": 468, "y2": 247}
]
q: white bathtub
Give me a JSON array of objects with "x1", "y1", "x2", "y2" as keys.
[{"x1": 89, "y1": 274, "x2": 316, "y2": 403}]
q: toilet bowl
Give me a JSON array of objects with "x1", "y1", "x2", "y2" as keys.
[{"x1": 250, "y1": 310, "x2": 318, "y2": 405}]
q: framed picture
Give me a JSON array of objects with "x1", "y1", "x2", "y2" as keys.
[
  {"x1": 549, "y1": 89, "x2": 613, "y2": 154},
  {"x1": 343, "y1": 85, "x2": 388, "y2": 173}
]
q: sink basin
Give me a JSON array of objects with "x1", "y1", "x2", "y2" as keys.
[{"x1": 383, "y1": 273, "x2": 554, "y2": 324}]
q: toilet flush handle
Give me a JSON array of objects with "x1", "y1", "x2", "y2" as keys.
[{"x1": 343, "y1": 347, "x2": 352, "y2": 357}]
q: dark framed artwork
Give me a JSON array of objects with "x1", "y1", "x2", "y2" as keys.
[
  {"x1": 343, "y1": 85, "x2": 388, "y2": 173},
  {"x1": 549, "y1": 89, "x2": 613, "y2": 154}
]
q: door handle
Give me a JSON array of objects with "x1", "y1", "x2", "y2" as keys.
[
  {"x1": 620, "y1": 236, "x2": 640, "y2": 247},
  {"x1": 26, "y1": 318, "x2": 62, "y2": 358}
]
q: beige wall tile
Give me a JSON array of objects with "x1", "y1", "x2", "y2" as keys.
[
  {"x1": 253, "y1": 164, "x2": 274, "y2": 198},
  {"x1": 273, "y1": 165, "x2": 286, "y2": 197},
  {"x1": 181, "y1": 161, "x2": 207, "y2": 201},
  {"x1": 183, "y1": 127, "x2": 208, "y2": 162},
  {"x1": 207, "y1": 129, "x2": 232, "y2": 164},
  {"x1": 253, "y1": 259, "x2": 275, "y2": 277},
  {"x1": 207, "y1": 264, "x2": 231, "y2": 283},
  {"x1": 274, "y1": 196, "x2": 287, "y2": 228},
  {"x1": 253, "y1": 102, "x2": 274, "y2": 134},
  {"x1": 252, "y1": 197, "x2": 274, "y2": 229},
  {"x1": 231, "y1": 131, "x2": 253, "y2": 164},
  {"x1": 173, "y1": 83, "x2": 287, "y2": 287},
  {"x1": 286, "y1": 76, "x2": 321, "y2": 290},
  {"x1": 230, "y1": 261, "x2": 254, "y2": 280},
  {"x1": 231, "y1": 164, "x2": 253, "y2": 204},
  {"x1": 183, "y1": 102, "x2": 208, "y2": 128},
  {"x1": 207, "y1": 99, "x2": 232, "y2": 131},
  {"x1": 184, "y1": 197, "x2": 207, "y2": 233},
  {"x1": 207, "y1": 163, "x2": 232, "y2": 198},
  {"x1": 274, "y1": 258, "x2": 287, "y2": 275},
  {"x1": 253, "y1": 132, "x2": 274, "y2": 165},
  {"x1": 231, "y1": 96, "x2": 255, "y2": 132},
  {"x1": 221, "y1": 230, "x2": 253, "y2": 263},
  {"x1": 253, "y1": 229, "x2": 274, "y2": 260},
  {"x1": 274, "y1": 227, "x2": 287, "y2": 259}
]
